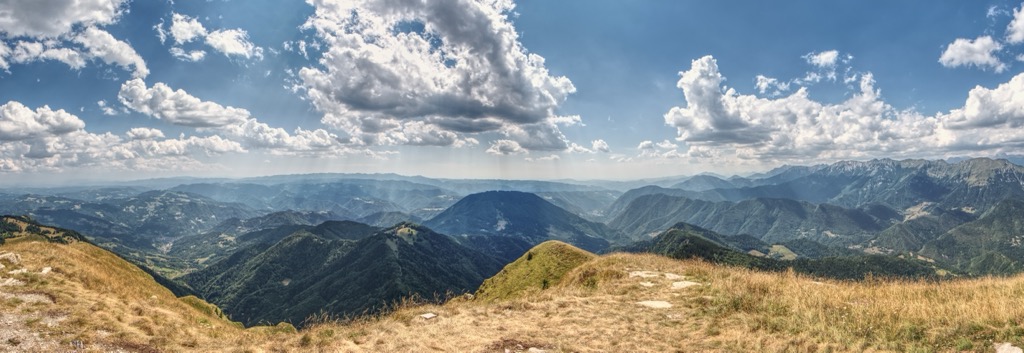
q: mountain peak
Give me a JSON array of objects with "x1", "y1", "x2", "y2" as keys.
[{"x1": 425, "y1": 190, "x2": 623, "y2": 253}]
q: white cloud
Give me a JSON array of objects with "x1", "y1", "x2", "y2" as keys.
[
  {"x1": 128, "y1": 135, "x2": 245, "y2": 157},
  {"x1": 566, "y1": 139, "x2": 609, "y2": 154},
  {"x1": 0, "y1": 0, "x2": 127, "y2": 38},
  {"x1": 0, "y1": 2, "x2": 148, "y2": 79},
  {"x1": 755, "y1": 75, "x2": 789, "y2": 95},
  {"x1": 485, "y1": 139, "x2": 527, "y2": 155},
  {"x1": 157, "y1": 13, "x2": 262, "y2": 62},
  {"x1": 1008, "y1": 4, "x2": 1024, "y2": 44},
  {"x1": 803, "y1": 50, "x2": 839, "y2": 68},
  {"x1": 525, "y1": 154, "x2": 559, "y2": 162},
  {"x1": 118, "y1": 78, "x2": 250, "y2": 127},
  {"x1": 299, "y1": 0, "x2": 577, "y2": 152},
  {"x1": 0, "y1": 101, "x2": 85, "y2": 141},
  {"x1": 97, "y1": 100, "x2": 117, "y2": 115},
  {"x1": 169, "y1": 47, "x2": 206, "y2": 62},
  {"x1": 74, "y1": 27, "x2": 149, "y2": 78},
  {"x1": 637, "y1": 140, "x2": 655, "y2": 150},
  {"x1": 549, "y1": 115, "x2": 583, "y2": 126},
  {"x1": 939, "y1": 36, "x2": 1007, "y2": 73},
  {"x1": 939, "y1": 73, "x2": 1024, "y2": 130},
  {"x1": 125, "y1": 127, "x2": 164, "y2": 140},
  {"x1": 661, "y1": 55, "x2": 1024, "y2": 164},
  {"x1": 566, "y1": 143, "x2": 591, "y2": 153},
  {"x1": 169, "y1": 13, "x2": 207, "y2": 45},
  {"x1": 497, "y1": 121, "x2": 569, "y2": 151},
  {"x1": 0, "y1": 101, "x2": 251, "y2": 173},
  {"x1": 6, "y1": 40, "x2": 86, "y2": 70},
  {"x1": 205, "y1": 29, "x2": 263, "y2": 60},
  {"x1": 116, "y1": 80, "x2": 381, "y2": 157},
  {"x1": 655, "y1": 140, "x2": 677, "y2": 150}
]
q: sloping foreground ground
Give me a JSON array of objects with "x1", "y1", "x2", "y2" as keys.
[
  {"x1": 4, "y1": 231, "x2": 1024, "y2": 352},
  {"x1": 0, "y1": 234, "x2": 298, "y2": 352},
  {"x1": 264, "y1": 253, "x2": 1024, "y2": 352}
]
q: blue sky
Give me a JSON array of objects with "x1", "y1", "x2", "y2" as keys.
[{"x1": 1, "y1": 0, "x2": 1024, "y2": 183}]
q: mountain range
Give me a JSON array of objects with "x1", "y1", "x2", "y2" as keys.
[{"x1": 3, "y1": 157, "x2": 1024, "y2": 332}]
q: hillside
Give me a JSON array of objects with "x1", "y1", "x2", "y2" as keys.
[
  {"x1": 0, "y1": 216, "x2": 255, "y2": 351},
  {"x1": 251, "y1": 252, "x2": 1024, "y2": 352},
  {"x1": 186, "y1": 223, "x2": 503, "y2": 327},
  {"x1": 170, "y1": 220, "x2": 380, "y2": 273},
  {"x1": 920, "y1": 199, "x2": 1024, "y2": 275},
  {"x1": 475, "y1": 240, "x2": 596, "y2": 301},
  {"x1": 184, "y1": 231, "x2": 360, "y2": 326},
  {"x1": 635, "y1": 223, "x2": 947, "y2": 280},
  {"x1": 609, "y1": 193, "x2": 890, "y2": 245},
  {"x1": 426, "y1": 191, "x2": 626, "y2": 253}
]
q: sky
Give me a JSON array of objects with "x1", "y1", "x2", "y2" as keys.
[{"x1": 1, "y1": 0, "x2": 1024, "y2": 183}]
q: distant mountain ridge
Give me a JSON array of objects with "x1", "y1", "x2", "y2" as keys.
[
  {"x1": 609, "y1": 193, "x2": 890, "y2": 245},
  {"x1": 663, "y1": 158, "x2": 1024, "y2": 212}
]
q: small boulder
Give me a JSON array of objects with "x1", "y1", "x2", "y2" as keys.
[
  {"x1": 671, "y1": 281, "x2": 701, "y2": 289},
  {"x1": 636, "y1": 301, "x2": 672, "y2": 309},
  {"x1": 0, "y1": 252, "x2": 20, "y2": 265},
  {"x1": 628, "y1": 271, "x2": 660, "y2": 278},
  {"x1": 996, "y1": 342, "x2": 1024, "y2": 353},
  {"x1": 663, "y1": 273, "x2": 684, "y2": 280},
  {"x1": 420, "y1": 313, "x2": 438, "y2": 320}
]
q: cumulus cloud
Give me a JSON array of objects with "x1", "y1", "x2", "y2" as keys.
[
  {"x1": 939, "y1": 36, "x2": 1007, "y2": 72},
  {"x1": 0, "y1": 101, "x2": 85, "y2": 141},
  {"x1": 205, "y1": 29, "x2": 263, "y2": 60},
  {"x1": 753, "y1": 50, "x2": 850, "y2": 97},
  {"x1": 74, "y1": 27, "x2": 149, "y2": 78},
  {"x1": 939, "y1": 73, "x2": 1024, "y2": 130},
  {"x1": 0, "y1": 0, "x2": 148, "y2": 78},
  {"x1": 0, "y1": 101, "x2": 249, "y2": 173},
  {"x1": 5, "y1": 40, "x2": 86, "y2": 70},
  {"x1": 803, "y1": 50, "x2": 839, "y2": 68},
  {"x1": 156, "y1": 13, "x2": 262, "y2": 62},
  {"x1": 655, "y1": 140, "x2": 677, "y2": 150},
  {"x1": 118, "y1": 78, "x2": 250, "y2": 127},
  {"x1": 0, "y1": 0, "x2": 126, "y2": 38},
  {"x1": 97, "y1": 100, "x2": 117, "y2": 115},
  {"x1": 169, "y1": 47, "x2": 206, "y2": 62},
  {"x1": 169, "y1": 13, "x2": 207, "y2": 45},
  {"x1": 1008, "y1": 4, "x2": 1024, "y2": 44},
  {"x1": 499, "y1": 121, "x2": 569, "y2": 151},
  {"x1": 662, "y1": 55, "x2": 1024, "y2": 164},
  {"x1": 485, "y1": 139, "x2": 527, "y2": 155},
  {"x1": 755, "y1": 75, "x2": 789, "y2": 95},
  {"x1": 125, "y1": 127, "x2": 164, "y2": 140},
  {"x1": 217, "y1": 118, "x2": 378, "y2": 156},
  {"x1": 299, "y1": 0, "x2": 576, "y2": 152},
  {"x1": 565, "y1": 139, "x2": 609, "y2": 154},
  {"x1": 116, "y1": 79, "x2": 380, "y2": 157}
]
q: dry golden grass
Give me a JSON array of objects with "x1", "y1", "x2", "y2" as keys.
[
  {"x1": 255, "y1": 253, "x2": 1024, "y2": 352},
  {"x1": 0, "y1": 235, "x2": 298, "y2": 352},
  {"x1": 5, "y1": 236, "x2": 1024, "y2": 352}
]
